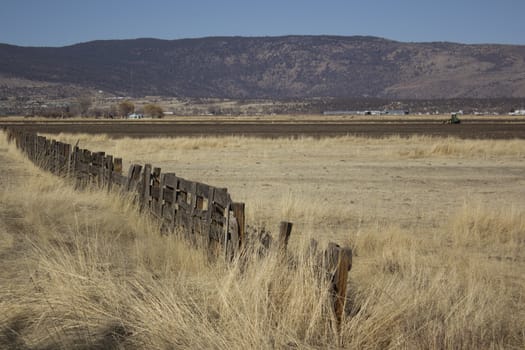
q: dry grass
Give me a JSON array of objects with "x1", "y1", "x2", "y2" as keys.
[
  {"x1": 45, "y1": 133, "x2": 525, "y2": 239},
  {"x1": 1, "y1": 132, "x2": 525, "y2": 349},
  {"x1": 44, "y1": 132, "x2": 525, "y2": 158}
]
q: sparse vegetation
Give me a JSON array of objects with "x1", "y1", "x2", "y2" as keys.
[
  {"x1": 1, "y1": 131, "x2": 524, "y2": 349},
  {"x1": 2, "y1": 37, "x2": 525, "y2": 101},
  {"x1": 77, "y1": 95, "x2": 93, "y2": 116},
  {"x1": 143, "y1": 103, "x2": 164, "y2": 118},
  {"x1": 118, "y1": 100, "x2": 135, "y2": 117}
]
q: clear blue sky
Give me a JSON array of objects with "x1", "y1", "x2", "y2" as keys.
[{"x1": 1, "y1": 0, "x2": 524, "y2": 47}]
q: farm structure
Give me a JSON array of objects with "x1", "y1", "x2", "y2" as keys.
[{"x1": 323, "y1": 109, "x2": 409, "y2": 115}]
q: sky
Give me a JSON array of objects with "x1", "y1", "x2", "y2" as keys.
[{"x1": 1, "y1": 0, "x2": 524, "y2": 47}]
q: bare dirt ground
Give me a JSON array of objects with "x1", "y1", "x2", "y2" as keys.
[{"x1": 144, "y1": 140, "x2": 525, "y2": 244}]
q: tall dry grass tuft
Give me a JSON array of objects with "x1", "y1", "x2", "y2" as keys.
[
  {"x1": 396, "y1": 137, "x2": 525, "y2": 159},
  {"x1": 449, "y1": 202, "x2": 525, "y2": 259},
  {"x1": 45, "y1": 133, "x2": 525, "y2": 163},
  {"x1": 343, "y1": 220, "x2": 525, "y2": 349}
]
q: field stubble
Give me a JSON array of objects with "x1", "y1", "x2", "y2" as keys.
[
  {"x1": 49, "y1": 133, "x2": 525, "y2": 241},
  {"x1": 1, "y1": 132, "x2": 524, "y2": 349}
]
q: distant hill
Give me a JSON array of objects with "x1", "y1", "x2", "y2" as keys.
[{"x1": 1, "y1": 36, "x2": 525, "y2": 99}]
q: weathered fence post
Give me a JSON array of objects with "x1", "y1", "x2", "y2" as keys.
[
  {"x1": 104, "y1": 155, "x2": 113, "y2": 191},
  {"x1": 94, "y1": 151, "x2": 105, "y2": 187},
  {"x1": 71, "y1": 145, "x2": 79, "y2": 182},
  {"x1": 63, "y1": 143, "x2": 71, "y2": 177},
  {"x1": 127, "y1": 164, "x2": 143, "y2": 193},
  {"x1": 141, "y1": 164, "x2": 152, "y2": 209},
  {"x1": 231, "y1": 202, "x2": 245, "y2": 248},
  {"x1": 325, "y1": 243, "x2": 353, "y2": 329},
  {"x1": 113, "y1": 158, "x2": 123, "y2": 174},
  {"x1": 151, "y1": 167, "x2": 162, "y2": 217},
  {"x1": 278, "y1": 221, "x2": 293, "y2": 255}
]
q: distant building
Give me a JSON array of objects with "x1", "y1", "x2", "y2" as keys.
[
  {"x1": 323, "y1": 109, "x2": 409, "y2": 116},
  {"x1": 323, "y1": 110, "x2": 360, "y2": 115},
  {"x1": 384, "y1": 110, "x2": 409, "y2": 116},
  {"x1": 127, "y1": 113, "x2": 143, "y2": 119}
]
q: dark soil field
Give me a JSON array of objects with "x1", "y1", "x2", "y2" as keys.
[{"x1": 2, "y1": 119, "x2": 525, "y2": 139}]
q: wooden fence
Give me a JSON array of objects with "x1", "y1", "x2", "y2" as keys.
[{"x1": 4, "y1": 127, "x2": 353, "y2": 327}]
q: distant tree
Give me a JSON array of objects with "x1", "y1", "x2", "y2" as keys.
[
  {"x1": 118, "y1": 101, "x2": 135, "y2": 117},
  {"x1": 91, "y1": 107, "x2": 107, "y2": 118},
  {"x1": 143, "y1": 103, "x2": 164, "y2": 118},
  {"x1": 77, "y1": 95, "x2": 92, "y2": 116},
  {"x1": 109, "y1": 104, "x2": 118, "y2": 118}
]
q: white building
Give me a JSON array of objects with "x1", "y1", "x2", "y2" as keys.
[{"x1": 127, "y1": 113, "x2": 144, "y2": 119}]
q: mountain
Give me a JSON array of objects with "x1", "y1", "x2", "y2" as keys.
[{"x1": 1, "y1": 36, "x2": 525, "y2": 99}]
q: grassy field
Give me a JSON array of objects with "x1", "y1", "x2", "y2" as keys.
[{"x1": 1, "y1": 131, "x2": 524, "y2": 349}]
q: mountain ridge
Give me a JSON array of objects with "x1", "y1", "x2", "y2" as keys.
[{"x1": 1, "y1": 35, "x2": 525, "y2": 99}]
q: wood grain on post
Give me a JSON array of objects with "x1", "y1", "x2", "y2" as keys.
[
  {"x1": 162, "y1": 173, "x2": 178, "y2": 228},
  {"x1": 79, "y1": 149, "x2": 88, "y2": 184},
  {"x1": 70, "y1": 146, "x2": 78, "y2": 185},
  {"x1": 56, "y1": 141, "x2": 61, "y2": 175},
  {"x1": 189, "y1": 182, "x2": 199, "y2": 245},
  {"x1": 325, "y1": 243, "x2": 353, "y2": 328},
  {"x1": 105, "y1": 155, "x2": 113, "y2": 191},
  {"x1": 57, "y1": 142, "x2": 63, "y2": 174},
  {"x1": 226, "y1": 211, "x2": 238, "y2": 259},
  {"x1": 231, "y1": 202, "x2": 245, "y2": 249},
  {"x1": 158, "y1": 173, "x2": 173, "y2": 233},
  {"x1": 151, "y1": 167, "x2": 162, "y2": 217},
  {"x1": 223, "y1": 202, "x2": 230, "y2": 254},
  {"x1": 44, "y1": 139, "x2": 50, "y2": 170},
  {"x1": 95, "y1": 152, "x2": 105, "y2": 187},
  {"x1": 65, "y1": 143, "x2": 73, "y2": 177},
  {"x1": 63, "y1": 143, "x2": 69, "y2": 175},
  {"x1": 56, "y1": 142, "x2": 62, "y2": 174},
  {"x1": 51, "y1": 140, "x2": 57, "y2": 174},
  {"x1": 127, "y1": 164, "x2": 143, "y2": 192},
  {"x1": 33, "y1": 134, "x2": 37, "y2": 162},
  {"x1": 278, "y1": 221, "x2": 293, "y2": 254},
  {"x1": 37, "y1": 136, "x2": 45, "y2": 163},
  {"x1": 142, "y1": 164, "x2": 152, "y2": 209},
  {"x1": 113, "y1": 158, "x2": 123, "y2": 174},
  {"x1": 205, "y1": 186, "x2": 215, "y2": 236}
]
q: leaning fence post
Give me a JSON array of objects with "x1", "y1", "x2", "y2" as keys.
[{"x1": 127, "y1": 164, "x2": 143, "y2": 192}]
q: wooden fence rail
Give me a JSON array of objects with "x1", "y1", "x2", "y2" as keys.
[{"x1": 3, "y1": 127, "x2": 353, "y2": 327}]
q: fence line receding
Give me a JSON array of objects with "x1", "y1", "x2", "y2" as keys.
[{"x1": 4, "y1": 127, "x2": 353, "y2": 328}]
